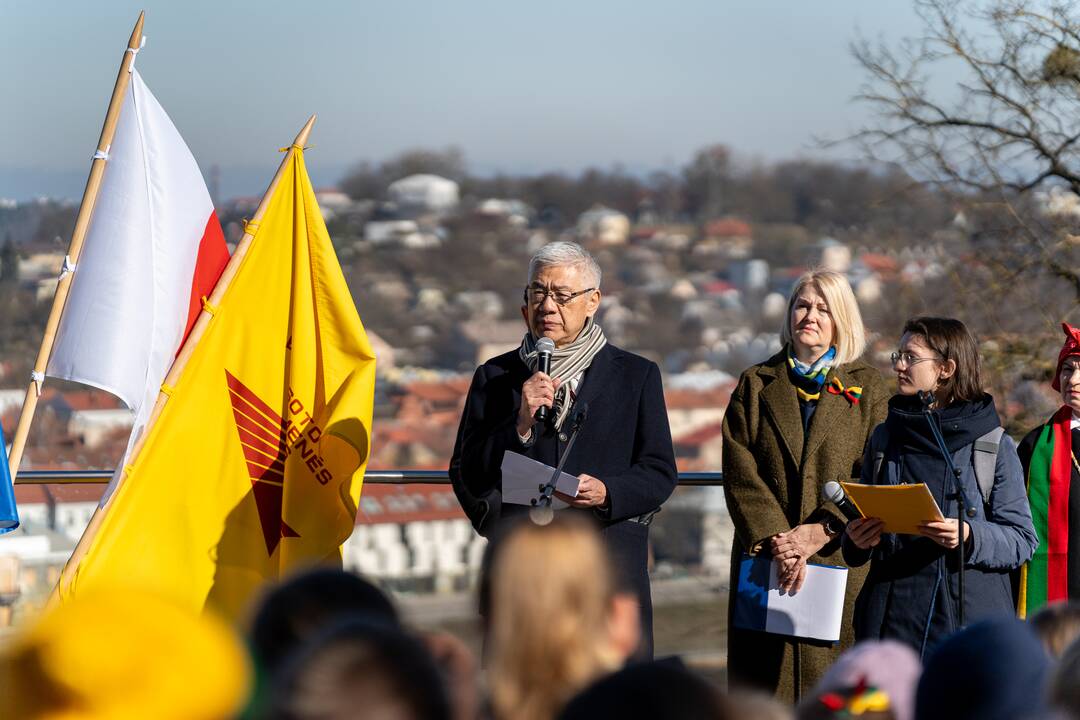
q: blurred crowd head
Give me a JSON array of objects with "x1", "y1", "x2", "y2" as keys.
[
  {"x1": 484, "y1": 515, "x2": 640, "y2": 720},
  {"x1": 0, "y1": 587, "x2": 251, "y2": 720}
]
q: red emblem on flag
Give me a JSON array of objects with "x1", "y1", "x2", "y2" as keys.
[{"x1": 225, "y1": 370, "x2": 300, "y2": 555}]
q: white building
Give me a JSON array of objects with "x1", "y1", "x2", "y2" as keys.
[
  {"x1": 68, "y1": 409, "x2": 134, "y2": 449},
  {"x1": 387, "y1": 174, "x2": 460, "y2": 214},
  {"x1": 576, "y1": 205, "x2": 630, "y2": 246},
  {"x1": 815, "y1": 237, "x2": 852, "y2": 273}
]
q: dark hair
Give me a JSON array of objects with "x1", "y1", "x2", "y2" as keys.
[
  {"x1": 249, "y1": 567, "x2": 399, "y2": 676},
  {"x1": 264, "y1": 617, "x2": 452, "y2": 720},
  {"x1": 558, "y1": 658, "x2": 728, "y2": 720},
  {"x1": 1030, "y1": 601, "x2": 1080, "y2": 658},
  {"x1": 902, "y1": 316, "x2": 984, "y2": 405}
]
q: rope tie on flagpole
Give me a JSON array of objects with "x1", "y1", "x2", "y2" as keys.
[
  {"x1": 241, "y1": 219, "x2": 260, "y2": 237},
  {"x1": 30, "y1": 371, "x2": 45, "y2": 396},
  {"x1": 278, "y1": 144, "x2": 310, "y2": 153},
  {"x1": 92, "y1": 145, "x2": 111, "y2": 162},
  {"x1": 200, "y1": 296, "x2": 219, "y2": 316},
  {"x1": 126, "y1": 37, "x2": 147, "y2": 73},
  {"x1": 59, "y1": 255, "x2": 77, "y2": 280},
  {"x1": 159, "y1": 383, "x2": 176, "y2": 398}
]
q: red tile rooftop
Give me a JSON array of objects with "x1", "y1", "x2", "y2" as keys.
[
  {"x1": 664, "y1": 386, "x2": 734, "y2": 410},
  {"x1": 702, "y1": 280, "x2": 736, "y2": 294},
  {"x1": 860, "y1": 253, "x2": 900, "y2": 273},
  {"x1": 673, "y1": 422, "x2": 725, "y2": 447},
  {"x1": 355, "y1": 484, "x2": 465, "y2": 525},
  {"x1": 14, "y1": 484, "x2": 105, "y2": 505},
  {"x1": 58, "y1": 390, "x2": 124, "y2": 412},
  {"x1": 704, "y1": 218, "x2": 752, "y2": 238},
  {"x1": 402, "y1": 378, "x2": 471, "y2": 404}
]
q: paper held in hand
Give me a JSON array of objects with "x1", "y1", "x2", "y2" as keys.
[
  {"x1": 839, "y1": 481, "x2": 945, "y2": 535},
  {"x1": 501, "y1": 451, "x2": 580, "y2": 508},
  {"x1": 732, "y1": 554, "x2": 848, "y2": 642}
]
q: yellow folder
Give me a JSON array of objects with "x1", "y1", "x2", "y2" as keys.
[{"x1": 839, "y1": 482, "x2": 945, "y2": 535}]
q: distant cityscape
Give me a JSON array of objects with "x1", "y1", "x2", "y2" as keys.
[{"x1": 0, "y1": 149, "x2": 1070, "y2": 622}]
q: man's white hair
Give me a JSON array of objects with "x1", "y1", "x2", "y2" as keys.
[{"x1": 527, "y1": 242, "x2": 602, "y2": 288}]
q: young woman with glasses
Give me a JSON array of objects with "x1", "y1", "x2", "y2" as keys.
[{"x1": 844, "y1": 317, "x2": 1037, "y2": 658}]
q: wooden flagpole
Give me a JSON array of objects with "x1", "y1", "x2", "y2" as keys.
[
  {"x1": 53, "y1": 115, "x2": 318, "y2": 601},
  {"x1": 7, "y1": 13, "x2": 145, "y2": 479}
]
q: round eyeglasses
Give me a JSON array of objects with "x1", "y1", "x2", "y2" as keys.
[
  {"x1": 523, "y1": 286, "x2": 595, "y2": 306},
  {"x1": 890, "y1": 351, "x2": 940, "y2": 369}
]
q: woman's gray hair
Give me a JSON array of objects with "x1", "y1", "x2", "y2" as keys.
[{"x1": 527, "y1": 242, "x2": 602, "y2": 288}]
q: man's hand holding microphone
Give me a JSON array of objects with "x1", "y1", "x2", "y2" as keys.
[
  {"x1": 517, "y1": 337, "x2": 558, "y2": 437},
  {"x1": 517, "y1": 336, "x2": 607, "y2": 510}
]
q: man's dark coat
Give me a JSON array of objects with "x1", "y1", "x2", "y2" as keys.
[{"x1": 449, "y1": 343, "x2": 679, "y2": 656}]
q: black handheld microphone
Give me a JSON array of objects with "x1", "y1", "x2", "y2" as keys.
[
  {"x1": 534, "y1": 336, "x2": 555, "y2": 423},
  {"x1": 823, "y1": 481, "x2": 863, "y2": 523}
]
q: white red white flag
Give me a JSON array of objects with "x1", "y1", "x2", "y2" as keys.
[{"x1": 48, "y1": 69, "x2": 228, "y2": 481}]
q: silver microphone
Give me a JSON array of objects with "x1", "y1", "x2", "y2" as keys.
[{"x1": 823, "y1": 481, "x2": 863, "y2": 522}]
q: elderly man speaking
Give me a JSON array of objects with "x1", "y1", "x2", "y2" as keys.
[{"x1": 449, "y1": 241, "x2": 677, "y2": 657}]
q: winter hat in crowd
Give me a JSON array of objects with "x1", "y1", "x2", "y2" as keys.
[
  {"x1": 0, "y1": 587, "x2": 251, "y2": 720},
  {"x1": 1052, "y1": 322, "x2": 1080, "y2": 392},
  {"x1": 915, "y1": 618, "x2": 1051, "y2": 720},
  {"x1": 813, "y1": 640, "x2": 921, "y2": 720}
]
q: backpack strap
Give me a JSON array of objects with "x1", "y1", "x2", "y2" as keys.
[{"x1": 972, "y1": 426, "x2": 1005, "y2": 505}]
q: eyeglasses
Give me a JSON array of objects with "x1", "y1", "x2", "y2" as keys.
[
  {"x1": 890, "y1": 351, "x2": 940, "y2": 369},
  {"x1": 524, "y1": 286, "x2": 595, "y2": 306}
]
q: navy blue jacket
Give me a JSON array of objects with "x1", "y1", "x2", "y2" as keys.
[
  {"x1": 845, "y1": 394, "x2": 1038, "y2": 657},
  {"x1": 448, "y1": 343, "x2": 679, "y2": 655}
]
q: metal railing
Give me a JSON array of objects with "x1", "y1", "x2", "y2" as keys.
[{"x1": 12, "y1": 470, "x2": 723, "y2": 486}]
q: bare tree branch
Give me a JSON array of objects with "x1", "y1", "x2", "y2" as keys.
[{"x1": 850, "y1": 0, "x2": 1080, "y2": 305}]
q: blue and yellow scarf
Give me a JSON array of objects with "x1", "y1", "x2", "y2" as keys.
[
  {"x1": 787, "y1": 346, "x2": 836, "y2": 402},
  {"x1": 786, "y1": 346, "x2": 863, "y2": 405}
]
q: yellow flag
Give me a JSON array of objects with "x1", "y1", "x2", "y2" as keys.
[{"x1": 59, "y1": 150, "x2": 375, "y2": 619}]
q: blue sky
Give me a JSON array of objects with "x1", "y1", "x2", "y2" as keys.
[{"x1": 1, "y1": 2, "x2": 946, "y2": 200}]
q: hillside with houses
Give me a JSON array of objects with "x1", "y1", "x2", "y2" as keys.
[{"x1": 0, "y1": 145, "x2": 1070, "y2": 621}]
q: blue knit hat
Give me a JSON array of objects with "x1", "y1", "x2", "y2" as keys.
[{"x1": 915, "y1": 618, "x2": 1051, "y2": 720}]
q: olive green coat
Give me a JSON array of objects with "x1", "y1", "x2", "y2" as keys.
[{"x1": 722, "y1": 350, "x2": 888, "y2": 703}]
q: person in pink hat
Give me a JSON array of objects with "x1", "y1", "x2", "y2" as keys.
[{"x1": 798, "y1": 640, "x2": 921, "y2": 720}]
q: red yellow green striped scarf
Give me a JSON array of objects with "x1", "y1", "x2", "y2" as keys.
[{"x1": 1020, "y1": 406, "x2": 1074, "y2": 617}]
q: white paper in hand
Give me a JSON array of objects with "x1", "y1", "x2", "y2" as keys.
[
  {"x1": 732, "y1": 554, "x2": 848, "y2": 642},
  {"x1": 500, "y1": 451, "x2": 580, "y2": 508}
]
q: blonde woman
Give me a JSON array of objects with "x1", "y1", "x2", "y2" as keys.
[
  {"x1": 722, "y1": 269, "x2": 888, "y2": 702},
  {"x1": 485, "y1": 516, "x2": 640, "y2": 720}
]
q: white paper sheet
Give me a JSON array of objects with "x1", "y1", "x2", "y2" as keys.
[
  {"x1": 765, "y1": 561, "x2": 848, "y2": 641},
  {"x1": 500, "y1": 451, "x2": 580, "y2": 509}
]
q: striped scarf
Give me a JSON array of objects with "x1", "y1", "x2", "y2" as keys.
[
  {"x1": 1020, "y1": 405, "x2": 1074, "y2": 617},
  {"x1": 787, "y1": 346, "x2": 836, "y2": 402},
  {"x1": 518, "y1": 318, "x2": 607, "y2": 431}
]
